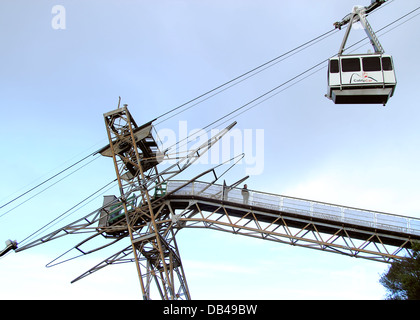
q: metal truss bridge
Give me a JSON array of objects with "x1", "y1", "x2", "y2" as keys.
[{"x1": 164, "y1": 180, "x2": 420, "y2": 262}]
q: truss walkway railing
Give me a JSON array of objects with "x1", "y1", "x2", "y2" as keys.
[{"x1": 167, "y1": 180, "x2": 420, "y2": 238}]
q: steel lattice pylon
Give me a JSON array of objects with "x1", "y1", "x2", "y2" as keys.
[
  {"x1": 98, "y1": 105, "x2": 239, "y2": 299},
  {"x1": 102, "y1": 106, "x2": 190, "y2": 300}
]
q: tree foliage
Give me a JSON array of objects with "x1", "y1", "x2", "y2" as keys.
[{"x1": 380, "y1": 242, "x2": 420, "y2": 300}]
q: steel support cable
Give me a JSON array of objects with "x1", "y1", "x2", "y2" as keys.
[
  {"x1": 229, "y1": 5, "x2": 420, "y2": 122},
  {"x1": 159, "y1": 60, "x2": 328, "y2": 161},
  {"x1": 155, "y1": 30, "x2": 339, "y2": 127},
  {"x1": 32, "y1": 180, "x2": 117, "y2": 241},
  {"x1": 221, "y1": 8, "x2": 420, "y2": 123},
  {"x1": 0, "y1": 155, "x2": 101, "y2": 219},
  {"x1": 0, "y1": 151, "x2": 99, "y2": 212},
  {"x1": 165, "y1": 5, "x2": 420, "y2": 154},
  {"x1": 0, "y1": 4, "x2": 396, "y2": 214},
  {"x1": 154, "y1": 28, "x2": 338, "y2": 125},
  {"x1": 0, "y1": 10, "x2": 381, "y2": 212},
  {"x1": 153, "y1": 4, "x2": 403, "y2": 154},
  {"x1": 217, "y1": 66, "x2": 327, "y2": 128},
  {"x1": 153, "y1": 1, "x2": 396, "y2": 126},
  {"x1": 154, "y1": 31, "x2": 342, "y2": 155},
  {"x1": 18, "y1": 178, "x2": 117, "y2": 246}
]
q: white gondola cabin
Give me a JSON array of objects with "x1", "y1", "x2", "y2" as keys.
[
  {"x1": 327, "y1": 53, "x2": 396, "y2": 105},
  {"x1": 327, "y1": 2, "x2": 397, "y2": 106}
]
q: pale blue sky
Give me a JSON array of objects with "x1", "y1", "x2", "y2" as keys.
[{"x1": 1, "y1": 0, "x2": 420, "y2": 300}]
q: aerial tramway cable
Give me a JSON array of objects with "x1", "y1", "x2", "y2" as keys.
[
  {"x1": 160, "y1": 3, "x2": 420, "y2": 155},
  {"x1": 18, "y1": 179, "x2": 117, "y2": 246},
  {"x1": 154, "y1": 28, "x2": 338, "y2": 125},
  {"x1": 0, "y1": 28, "x2": 339, "y2": 214},
  {"x1": 153, "y1": 1, "x2": 398, "y2": 125},
  {"x1": 0, "y1": 155, "x2": 101, "y2": 219},
  {"x1": 0, "y1": 152, "x2": 99, "y2": 212},
  {"x1": 6, "y1": 2, "x2": 418, "y2": 236}
]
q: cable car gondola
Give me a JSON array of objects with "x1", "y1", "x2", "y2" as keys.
[
  {"x1": 327, "y1": 53, "x2": 396, "y2": 105},
  {"x1": 326, "y1": 2, "x2": 397, "y2": 106}
]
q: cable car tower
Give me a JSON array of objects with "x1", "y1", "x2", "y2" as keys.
[
  {"x1": 95, "y1": 106, "x2": 241, "y2": 299},
  {"x1": 101, "y1": 107, "x2": 188, "y2": 300},
  {"x1": 326, "y1": 0, "x2": 397, "y2": 105}
]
